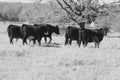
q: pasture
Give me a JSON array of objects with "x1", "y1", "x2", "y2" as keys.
[{"x1": 0, "y1": 22, "x2": 120, "y2": 80}]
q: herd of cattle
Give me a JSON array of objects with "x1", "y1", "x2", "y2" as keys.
[{"x1": 7, "y1": 22, "x2": 109, "y2": 48}]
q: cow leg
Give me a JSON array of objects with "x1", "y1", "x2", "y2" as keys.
[
  {"x1": 29, "y1": 39, "x2": 32, "y2": 44},
  {"x1": 83, "y1": 41, "x2": 87, "y2": 47},
  {"x1": 65, "y1": 34, "x2": 69, "y2": 45},
  {"x1": 44, "y1": 37, "x2": 47, "y2": 43},
  {"x1": 33, "y1": 39, "x2": 36, "y2": 45},
  {"x1": 94, "y1": 36, "x2": 98, "y2": 48},
  {"x1": 95, "y1": 42, "x2": 97, "y2": 48},
  {"x1": 97, "y1": 43, "x2": 100, "y2": 48},
  {"x1": 23, "y1": 39, "x2": 25, "y2": 45},
  {"x1": 48, "y1": 37, "x2": 52, "y2": 43},
  {"x1": 84, "y1": 43, "x2": 87, "y2": 47},
  {"x1": 69, "y1": 39, "x2": 72, "y2": 45},
  {"x1": 77, "y1": 39, "x2": 80, "y2": 47},
  {"x1": 29, "y1": 39, "x2": 36, "y2": 45},
  {"x1": 65, "y1": 38, "x2": 69, "y2": 45},
  {"x1": 10, "y1": 38, "x2": 13, "y2": 44},
  {"x1": 78, "y1": 30, "x2": 82, "y2": 47},
  {"x1": 95, "y1": 42, "x2": 99, "y2": 48},
  {"x1": 23, "y1": 37, "x2": 27, "y2": 45},
  {"x1": 77, "y1": 34, "x2": 82, "y2": 47},
  {"x1": 38, "y1": 37, "x2": 42, "y2": 46},
  {"x1": 95, "y1": 36, "x2": 100, "y2": 48},
  {"x1": 82, "y1": 41, "x2": 85, "y2": 47}
]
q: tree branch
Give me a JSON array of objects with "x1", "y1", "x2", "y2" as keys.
[
  {"x1": 63, "y1": 0, "x2": 74, "y2": 12},
  {"x1": 56, "y1": 0, "x2": 83, "y2": 25},
  {"x1": 63, "y1": 0, "x2": 82, "y2": 16},
  {"x1": 56, "y1": 0, "x2": 71, "y2": 14}
]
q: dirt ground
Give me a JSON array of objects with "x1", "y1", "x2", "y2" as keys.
[{"x1": 0, "y1": 31, "x2": 120, "y2": 80}]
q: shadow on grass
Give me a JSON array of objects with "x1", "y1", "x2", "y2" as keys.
[
  {"x1": 42, "y1": 42, "x2": 61, "y2": 48},
  {"x1": 107, "y1": 35, "x2": 120, "y2": 38}
]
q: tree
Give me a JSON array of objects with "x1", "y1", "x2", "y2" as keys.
[
  {"x1": 32, "y1": 0, "x2": 120, "y2": 29},
  {"x1": 36, "y1": 0, "x2": 120, "y2": 29},
  {"x1": 55, "y1": 0, "x2": 111, "y2": 29},
  {"x1": 0, "y1": 3, "x2": 23, "y2": 21}
]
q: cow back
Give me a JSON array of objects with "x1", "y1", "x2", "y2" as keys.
[{"x1": 34, "y1": 24, "x2": 59, "y2": 36}]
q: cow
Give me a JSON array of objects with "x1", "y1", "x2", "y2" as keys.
[
  {"x1": 65, "y1": 26, "x2": 81, "y2": 47},
  {"x1": 34, "y1": 24, "x2": 60, "y2": 45},
  {"x1": 21, "y1": 24, "x2": 60, "y2": 46},
  {"x1": 33, "y1": 24, "x2": 48, "y2": 43},
  {"x1": 7, "y1": 24, "x2": 22, "y2": 44},
  {"x1": 81, "y1": 27, "x2": 109, "y2": 48}
]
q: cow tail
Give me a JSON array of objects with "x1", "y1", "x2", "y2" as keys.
[
  {"x1": 20, "y1": 25, "x2": 24, "y2": 39},
  {"x1": 68, "y1": 27, "x2": 71, "y2": 39},
  {"x1": 81, "y1": 29, "x2": 85, "y2": 45},
  {"x1": 65, "y1": 28, "x2": 68, "y2": 44},
  {"x1": 65, "y1": 27, "x2": 70, "y2": 45},
  {"x1": 7, "y1": 25, "x2": 11, "y2": 38},
  {"x1": 79, "y1": 29, "x2": 82, "y2": 46}
]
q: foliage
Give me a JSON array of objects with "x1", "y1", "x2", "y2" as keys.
[{"x1": 0, "y1": 1, "x2": 120, "y2": 31}]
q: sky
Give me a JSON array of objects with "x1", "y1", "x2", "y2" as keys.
[{"x1": 0, "y1": 0, "x2": 118, "y2": 4}]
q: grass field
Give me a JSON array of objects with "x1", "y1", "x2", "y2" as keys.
[{"x1": 0, "y1": 22, "x2": 120, "y2": 80}]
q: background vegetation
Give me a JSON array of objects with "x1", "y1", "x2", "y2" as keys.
[{"x1": 0, "y1": 1, "x2": 120, "y2": 31}]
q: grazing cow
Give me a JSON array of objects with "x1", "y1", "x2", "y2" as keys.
[
  {"x1": 21, "y1": 24, "x2": 60, "y2": 46},
  {"x1": 81, "y1": 27, "x2": 109, "y2": 48},
  {"x1": 65, "y1": 26, "x2": 81, "y2": 47},
  {"x1": 7, "y1": 24, "x2": 22, "y2": 44}
]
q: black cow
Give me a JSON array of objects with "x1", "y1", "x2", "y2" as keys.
[
  {"x1": 65, "y1": 26, "x2": 81, "y2": 47},
  {"x1": 7, "y1": 24, "x2": 22, "y2": 44},
  {"x1": 33, "y1": 24, "x2": 48, "y2": 43},
  {"x1": 81, "y1": 27, "x2": 109, "y2": 48},
  {"x1": 21, "y1": 24, "x2": 36, "y2": 45},
  {"x1": 34, "y1": 24, "x2": 60, "y2": 45},
  {"x1": 21, "y1": 24, "x2": 60, "y2": 46}
]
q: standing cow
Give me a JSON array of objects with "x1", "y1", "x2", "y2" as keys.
[
  {"x1": 7, "y1": 24, "x2": 22, "y2": 44},
  {"x1": 65, "y1": 26, "x2": 81, "y2": 47},
  {"x1": 65, "y1": 22, "x2": 85, "y2": 47},
  {"x1": 81, "y1": 27, "x2": 109, "y2": 48}
]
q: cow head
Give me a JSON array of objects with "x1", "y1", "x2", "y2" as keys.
[
  {"x1": 100, "y1": 27, "x2": 110, "y2": 36},
  {"x1": 103, "y1": 27, "x2": 110, "y2": 36}
]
